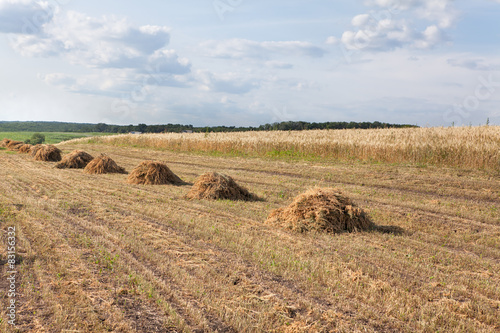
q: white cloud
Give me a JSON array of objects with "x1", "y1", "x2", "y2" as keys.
[
  {"x1": 0, "y1": 0, "x2": 53, "y2": 34},
  {"x1": 200, "y1": 38, "x2": 326, "y2": 59},
  {"x1": 196, "y1": 70, "x2": 260, "y2": 94},
  {"x1": 447, "y1": 57, "x2": 500, "y2": 71},
  {"x1": 334, "y1": 0, "x2": 456, "y2": 52}
]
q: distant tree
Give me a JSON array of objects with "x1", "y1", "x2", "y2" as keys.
[{"x1": 25, "y1": 133, "x2": 45, "y2": 145}]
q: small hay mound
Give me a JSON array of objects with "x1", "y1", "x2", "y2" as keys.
[
  {"x1": 127, "y1": 161, "x2": 183, "y2": 185},
  {"x1": 6, "y1": 140, "x2": 24, "y2": 151},
  {"x1": 1, "y1": 139, "x2": 12, "y2": 147},
  {"x1": 84, "y1": 154, "x2": 126, "y2": 174},
  {"x1": 186, "y1": 172, "x2": 257, "y2": 201},
  {"x1": 56, "y1": 150, "x2": 94, "y2": 169},
  {"x1": 30, "y1": 144, "x2": 44, "y2": 157},
  {"x1": 265, "y1": 188, "x2": 372, "y2": 233},
  {"x1": 18, "y1": 144, "x2": 33, "y2": 154},
  {"x1": 34, "y1": 145, "x2": 62, "y2": 162}
]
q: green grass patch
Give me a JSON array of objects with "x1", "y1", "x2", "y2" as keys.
[{"x1": 0, "y1": 132, "x2": 116, "y2": 144}]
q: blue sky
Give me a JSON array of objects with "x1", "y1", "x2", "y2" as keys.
[{"x1": 0, "y1": 0, "x2": 499, "y2": 126}]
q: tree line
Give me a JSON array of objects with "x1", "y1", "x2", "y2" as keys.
[{"x1": 0, "y1": 121, "x2": 417, "y2": 133}]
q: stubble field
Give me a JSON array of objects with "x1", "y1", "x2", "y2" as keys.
[{"x1": 0, "y1": 129, "x2": 499, "y2": 332}]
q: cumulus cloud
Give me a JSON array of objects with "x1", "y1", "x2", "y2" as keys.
[
  {"x1": 200, "y1": 38, "x2": 326, "y2": 59},
  {"x1": 0, "y1": 0, "x2": 53, "y2": 34},
  {"x1": 332, "y1": 0, "x2": 456, "y2": 52}
]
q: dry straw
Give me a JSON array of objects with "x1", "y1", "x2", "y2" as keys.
[
  {"x1": 84, "y1": 154, "x2": 127, "y2": 174},
  {"x1": 30, "y1": 144, "x2": 44, "y2": 157},
  {"x1": 186, "y1": 172, "x2": 258, "y2": 201},
  {"x1": 34, "y1": 145, "x2": 62, "y2": 162},
  {"x1": 56, "y1": 150, "x2": 94, "y2": 169},
  {"x1": 127, "y1": 161, "x2": 183, "y2": 185},
  {"x1": 266, "y1": 188, "x2": 372, "y2": 233},
  {"x1": 6, "y1": 140, "x2": 24, "y2": 151},
  {"x1": 18, "y1": 144, "x2": 33, "y2": 154},
  {"x1": 1, "y1": 139, "x2": 12, "y2": 148}
]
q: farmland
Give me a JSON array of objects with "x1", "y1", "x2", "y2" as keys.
[
  {"x1": 0, "y1": 132, "x2": 116, "y2": 145},
  {"x1": 0, "y1": 127, "x2": 499, "y2": 332}
]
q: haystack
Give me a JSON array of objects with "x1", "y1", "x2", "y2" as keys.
[
  {"x1": 84, "y1": 154, "x2": 126, "y2": 174},
  {"x1": 30, "y1": 144, "x2": 44, "y2": 157},
  {"x1": 186, "y1": 172, "x2": 257, "y2": 201},
  {"x1": 18, "y1": 144, "x2": 33, "y2": 154},
  {"x1": 1, "y1": 139, "x2": 11, "y2": 148},
  {"x1": 34, "y1": 145, "x2": 62, "y2": 162},
  {"x1": 127, "y1": 161, "x2": 183, "y2": 185},
  {"x1": 265, "y1": 188, "x2": 372, "y2": 233},
  {"x1": 6, "y1": 140, "x2": 24, "y2": 151},
  {"x1": 56, "y1": 150, "x2": 94, "y2": 169}
]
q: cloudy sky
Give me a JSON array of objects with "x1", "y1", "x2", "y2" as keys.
[{"x1": 0, "y1": 0, "x2": 499, "y2": 126}]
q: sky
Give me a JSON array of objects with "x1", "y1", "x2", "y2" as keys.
[{"x1": 0, "y1": 0, "x2": 499, "y2": 127}]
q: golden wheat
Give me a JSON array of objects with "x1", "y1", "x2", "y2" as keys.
[{"x1": 65, "y1": 126, "x2": 500, "y2": 171}]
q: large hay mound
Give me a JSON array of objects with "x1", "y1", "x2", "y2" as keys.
[
  {"x1": 34, "y1": 145, "x2": 62, "y2": 162},
  {"x1": 127, "y1": 161, "x2": 183, "y2": 185},
  {"x1": 186, "y1": 172, "x2": 257, "y2": 201},
  {"x1": 6, "y1": 140, "x2": 24, "y2": 151},
  {"x1": 265, "y1": 188, "x2": 372, "y2": 233},
  {"x1": 84, "y1": 154, "x2": 127, "y2": 174},
  {"x1": 56, "y1": 150, "x2": 94, "y2": 169},
  {"x1": 1, "y1": 139, "x2": 12, "y2": 147},
  {"x1": 30, "y1": 144, "x2": 44, "y2": 157},
  {"x1": 18, "y1": 144, "x2": 33, "y2": 154}
]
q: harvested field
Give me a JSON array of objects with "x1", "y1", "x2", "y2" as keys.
[
  {"x1": 55, "y1": 150, "x2": 94, "y2": 169},
  {"x1": 0, "y1": 140, "x2": 499, "y2": 332},
  {"x1": 84, "y1": 153, "x2": 127, "y2": 174},
  {"x1": 127, "y1": 161, "x2": 184, "y2": 185},
  {"x1": 186, "y1": 171, "x2": 258, "y2": 201},
  {"x1": 33, "y1": 145, "x2": 62, "y2": 162}
]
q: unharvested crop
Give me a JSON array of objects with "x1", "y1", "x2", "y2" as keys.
[
  {"x1": 34, "y1": 145, "x2": 62, "y2": 162},
  {"x1": 56, "y1": 150, "x2": 94, "y2": 169},
  {"x1": 266, "y1": 188, "x2": 372, "y2": 233},
  {"x1": 127, "y1": 161, "x2": 183, "y2": 185},
  {"x1": 69, "y1": 126, "x2": 500, "y2": 171},
  {"x1": 186, "y1": 172, "x2": 257, "y2": 201},
  {"x1": 84, "y1": 153, "x2": 126, "y2": 174}
]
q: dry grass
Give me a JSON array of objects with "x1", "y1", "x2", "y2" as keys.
[
  {"x1": 69, "y1": 126, "x2": 500, "y2": 171},
  {"x1": 33, "y1": 145, "x2": 62, "y2": 162},
  {"x1": 0, "y1": 138, "x2": 11, "y2": 147},
  {"x1": 186, "y1": 172, "x2": 258, "y2": 201},
  {"x1": 29, "y1": 144, "x2": 44, "y2": 157},
  {"x1": 266, "y1": 188, "x2": 372, "y2": 233},
  {"x1": 84, "y1": 153, "x2": 127, "y2": 174},
  {"x1": 55, "y1": 150, "x2": 94, "y2": 169},
  {"x1": 0, "y1": 140, "x2": 499, "y2": 332},
  {"x1": 6, "y1": 140, "x2": 24, "y2": 151},
  {"x1": 127, "y1": 161, "x2": 183, "y2": 185},
  {"x1": 18, "y1": 144, "x2": 33, "y2": 154}
]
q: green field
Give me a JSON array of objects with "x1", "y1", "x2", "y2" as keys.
[{"x1": 0, "y1": 132, "x2": 114, "y2": 144}]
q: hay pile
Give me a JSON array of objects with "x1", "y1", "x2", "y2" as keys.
[
  {"x1": 1, "y1": 139, "x2": 11, "y2": 147},
  {"x1": 33, "y1": 145, "x2": 62, "y2": 162},
  {"x1": 18, "y1": 144, "x2": 33, "y2": 154},
  {"x1": 30, "y1": 144, "x2": 44, "y2": 157},
  {"x1": 127, "y1": 161, "x2": 183, "y2": 185},
  {"x1": 186, "y1": 172, "x2": 257, "y2": 201},
  {"x1": 6, "y1": 140, "x2": 24, "y2": 151},
  {"x1": 265, "y1": 188, "x2": 372, "y2": 233},
  {"x1": 84, "y1": 154, "x2": 126, "y2": 174},
  {"x1": 56, "y1": 150, "x2": 94, "y2": 169}
]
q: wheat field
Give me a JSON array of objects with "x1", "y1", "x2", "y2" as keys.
[
  {"x1": 69, "y1": 126, "x2": 500, "y2": 171},
  {"x1": 0, "y1": 128, "x2": 499, "y2": 332}
]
